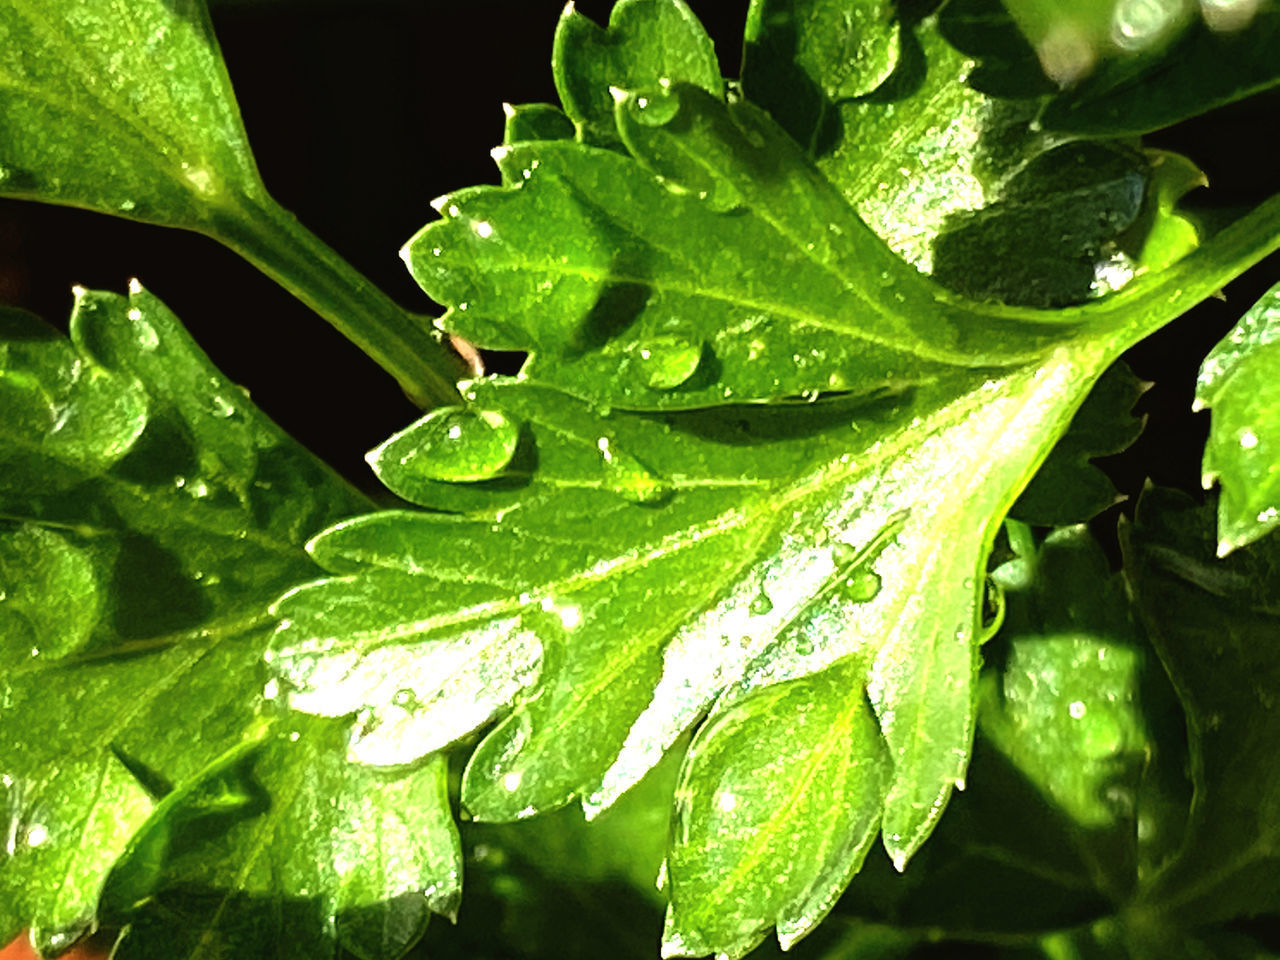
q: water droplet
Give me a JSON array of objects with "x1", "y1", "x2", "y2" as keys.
[
  {"x1": 629, "y1": 87, "x2": 680, "y2": 127},
  {"x1": 25, "y1": 823, "x2": 48, "y2": 848},
  {"x1": 1068, "y1": 700, "x2": 1087, "y2": 719},
  {"x1": 748, "y1": 589, "x2": 773, "y2": 616},
  {"x1": 844, "y1": 571, "x2": 882, "y2": 603},
  {"x1": 209, "y1": 394, "x2": 235, "y2": 418},
  {"x1": 392, "y1": 688, "x2": 420, "y2": 708},
  {"x1": 119, "y1": 199, "x2": 136, "y2": 212},
  {"x1": 635, "y1": 336, "x2": 703, "y2": 390},
  {"x1": 1239, "y1": 429, "x2": 1259, "y2": 449},
  {"x1": 130, "y1": 310, "x2": 159, "y2": 351},
  {"x1": 377, "y1": 407, "x2": 520, "y2": 482},
  {"x1": 1111, "y1": 0, "x2": 1183, "y2": 50},
  {"x1": 596, "y1": 437, "x2": 671, "y2": 504},
  {"x1": 831, "y1": 541, "x2": 858, "y2": 566}
]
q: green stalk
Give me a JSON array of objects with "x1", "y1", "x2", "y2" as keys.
[
  {"x1": 209, "y1": 192, "x2": 466, "y2": 408},
  {"x1": 1079, "y1": 190, "x2": 1280, "y2": 349}
]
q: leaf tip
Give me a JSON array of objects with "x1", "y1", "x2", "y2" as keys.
[
  {"x1": 502, "y1": 101, "x2": 516, "y2": 119},
  {"x1": 128, "y1": 276, "x2": 144, "y2": 296},
  {"x1": 608, "y1": 85, "x2": 629, "y2": 104},
  {"x1": 891, "y1": 851, "x2": 909, "y2": 873}
]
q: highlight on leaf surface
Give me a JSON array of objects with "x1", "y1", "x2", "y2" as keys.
[
  {"x1": 276, "y1": 1, "x2": 1280, "y2": 955},
  {"x1": 1195, "y1": 281, "x2": 1280, "y2": 555}
]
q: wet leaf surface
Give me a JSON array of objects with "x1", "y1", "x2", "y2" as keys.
[{"x1": 1195, "y1": 281, "x2": 1280, "y2": 555}]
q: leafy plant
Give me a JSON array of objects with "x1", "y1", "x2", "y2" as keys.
[{"x1": 1, "y1": 1, "x2": 1278, "y2": 959}]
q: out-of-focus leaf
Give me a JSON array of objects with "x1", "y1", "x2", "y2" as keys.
[
  {"x1": 101, "y1": 718, "x2": 460, "y2": 960},
  {"x1": 1195, "y1": 281, "x2": 1280, "y2": 555},
  {"x1": 942, "y1": 0, "x2": 1279, "y2": 134},
  {"x1": 0, "y1": 286, "x2": 462, "y2": 956},
  {"x1": 1012, "y1": 362, "x2": 1146, "y2": 525},
  {"x1": 1123, "y1": 487, "x2": 1280, "y2": 924},
  {"x1": 980, "y1": 524, "x2": 1149, "y2": 891},
  {"x1": 1042, "y1": 5, "x2": 1280, "y2": 135}
]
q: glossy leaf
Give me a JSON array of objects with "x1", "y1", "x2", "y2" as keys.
[
  {"x1": 0, "y1": 0, "x2": 264, "y2": 225},
  {"x1": 1012, "y1": 361, "x2": 1146, "y2": 525},
  {"x1": 744, "y1": 0, "x2": 1047, "y2": 273},
  {"x1": 101, "y1": 718, "x2": 460, "y2": 960},
  {"x1": 0, "y1": 285, "x2": 440, "y2": 955},
  {"x1": 1195, "y1": 281, "x2": 1280, "y2": 555},
  {"x1": 364, "y1": 2, "x2": 1280, "y2": 949},
  {"x1": 271, "y1": 305, "x2": 1127, "y2": 900},
  {"x1": 663, "y1": 657, "x2": 889, "y2": 959},
  {"x1": 407, "y1": 81, "x2": 1105, "y2": 413},
  {"x1": 1123, "y1": 487, "x2": 1280, "y2": 923},
  {"x1": 551, "y1": 0, "x2": 722, "y2": 148}
]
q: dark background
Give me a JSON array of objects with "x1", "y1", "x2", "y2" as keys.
[{"x1": 0, "y1": 0, "x2": 1275, "y2": 504}]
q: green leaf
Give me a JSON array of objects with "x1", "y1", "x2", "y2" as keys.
[
  {"x1": 0, "y1": 0, "x2": 262, "y2": 225},
  {"x1": 1123, "y1": 487, "x2": 1280, "y2": 924},
  {"x1": 0, "y1": 306, "x2": 148, "y2": 489},
  {"x1": 101, "y1": 718, "x2": 460, "y2": 960},
  {"x1": 0, "y1": 0, "x2": 463, "y2": 406},
  {"x1": 0, "y1": 285, "x2": 377, "y2": 952},
  {"x1": 663, "y1": 657, "x2": 890, "y2": 959},
  {"x1": 744, "y1": 0, "x2": 1046, "y2": 274},
  {"x1": 551, "y1": 0, "x2": 722, "y2": 148},
  {"x1": 406, "y1": 82, "x2": 1101, "y2": 413},
  {"x1": 326, "y1": 4, "x2": 1280, "y2": 947},
  {"x1": 1195, "y1": 281, "x2": 1280, "y2": 555},
  {"x1": 742, "y1": 0, "x2": 901, "y2": 151},
  {"x1": 980, "y1": 524, "x2": 1149, "y2": 892},
  {"x1": 269, "y1": 308, "x2": 1124, "y2": 906},
  {"x1": 1042, "y1": 5, "x2": 1280, "y2": 136},
  {"x1": 1012, "y1": 361, "x2": 1146, "y2": 525}
]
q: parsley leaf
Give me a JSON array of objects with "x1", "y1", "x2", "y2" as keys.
[{"x1": 1195, "y1": 281, "x2": 1280, "y2": 555}]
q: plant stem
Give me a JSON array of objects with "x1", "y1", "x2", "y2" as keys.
[
  {"x1": 208, "y1": 192, "x2": 466, "y2": 408},
  {"x1": 1082, "y1": 190, "x2": 1280, "y2": 349}
]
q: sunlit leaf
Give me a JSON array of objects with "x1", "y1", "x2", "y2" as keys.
[
  {"x1": 1195, "y1": 281, "x2": 1280, "y2": 555},
  {"x1": 1012, "y1": 362, "x2": 1146, "y2": 525}
]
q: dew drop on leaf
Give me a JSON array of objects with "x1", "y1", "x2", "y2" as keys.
[
  {"x1": 844, "y1": 570, "x2": 882, "y2": 603},
  {"x1": 596, "y1": 436, "x2": 671, "y2": 504},
  {"x1": 628, "y1": 87, "x2": 680, "y2": 127},
  {"x1": 379, "y1": 406, "x2": 520, "y2": 483},
  {"x1": 636, "y1": 336, "x2": 703, "y2": 390},
  {"x1": 748, "y1": 589, "x2": 774, "y2": 616}
]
